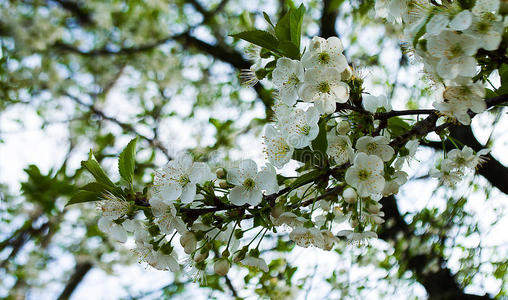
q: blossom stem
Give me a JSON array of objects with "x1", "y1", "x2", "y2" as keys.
[
  {"x1": 247, "y1": 228, "x2": 265, "y2": 247},
  {"x1": 226, "y1": 221, "x2": 238, "y2": 250},
  {"x1": 254, "y1": 228, "x2": 268, "y2": 250}
]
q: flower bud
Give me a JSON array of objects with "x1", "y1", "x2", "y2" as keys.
[
  {"x1": 219, "y1": 180, "x2": 229, "y2": 189},
  {"x1": 214, "y1": 258, "x2": 230, "y2": 276},
  {"x1": 341, "y1": 66, "x2": 353, "y2": 81},
  {"x1": 222, "y1": 249, "x2": 230, "y2": 258},
  {"x1": 367, "y1": 203, "x2": 381, "y2": 214},
  {"x1": 271, "y1": 205, "x2": 284, "y2": 219},
  {"x1": 343, "y1": 188, "x2": 357, "y2": 204},
  {"x1": 216, "y1": 168, "x2": 226, "y2": 179},
  {"x1": 194, "y1": 249, "x2": 209, "y2": 263},
  {"x1": 233, "y1": 246, "x2": 248, "y2": 263},
  {"x1": 336, "y1": 120, "x2": 350, "y2": 135},
  {"x1": 180, "y1": 232, "x2": 197, "y2": 254},
  {"x1": 148, "y1": 224, "x2": 161, "y2": 236}
]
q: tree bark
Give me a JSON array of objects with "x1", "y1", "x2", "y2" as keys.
[{"x1": 57, "y1": 261, "x2": 93, "y2": 300}]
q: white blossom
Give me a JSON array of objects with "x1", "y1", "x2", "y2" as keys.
[
  {"x1": 427, "y1": 30, "x2": 479, "y2": 79},
  {"x1": 289, "y1": 226, "x2": 325, "y2": 248},
  {"x1": 326, "y1": 131, "x2": 354, "y2": 165},
  {"x1": 433, "y1": 80, "x2": 486, "y2": 125},
  {"x1": 149, "y1": 198, "x2": 186, "y2": 235},
  {"x1": 467, "y1": 14, "x2": 503, "y2": 51},
  {"x1": 301, "y1": 36, "x2": 348, "y2": 72},
  {"x1": 362, "y1": 94, "x2": 392, "y2": 113},
  {"x1": 152, "y1": 153, "x2": 214, "y2": 204},
  {"x1": 271, "y1": 212, "x2": 307, "y2": 228},
  {"x1": 443, "y1": 146, "x2": 490, "y2": 170},
  {"x1": 356, "y1": 136, "x2": 395, "y2": 162},
  {"x1": 227, "y1": 160, "x2": 279, "y2": 206},
  {"x1": 278, "y1": 106, "x2": 320, "y2": 149},
  {"x1": 241, "y1": 256, "x2": 269, "y2": 272},
  {"x1": 429, "y1": 164, "x2": 463, "y2": 186},
  {"x1": 263, "y1": 124, "x2": 294, "y2": 168},
  {"x1": 345, "y1": 153, "x2": 385, "y2": 198},
  {"x1": 337, "y1": 230, "x2": 378, "y2": 245},
  {"x1": 299, "y1": 67, "x2": 350, "y2": 114},
  {"x1": 98, "y1": 216, "x2": 128, "y2": 243},
  {"x1": 96, "y1": 192, "x2": 130, "y2": 220},
  {"x1": 472, "y1": 0, "x2": 500, "y2": 16},
  {"x1": 272, "y1": 58, "x2": 305, "y2": 105}
]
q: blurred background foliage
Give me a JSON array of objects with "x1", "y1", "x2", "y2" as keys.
[{"x1": 0, "y1": 0, "x2": 507, "y2": 299}]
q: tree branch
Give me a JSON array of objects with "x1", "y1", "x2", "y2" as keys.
[
  {"x1": 57, "y1": 261, "x2": 93, "y2": 300},
  {"x1": 379, "y1": 196, "x2": 492, "y2": 300}
]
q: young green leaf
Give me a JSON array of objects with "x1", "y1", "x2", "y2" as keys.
[
  {"x1": 81, "y1": 150, "x2": 116, "y2": 188},
  {"x1": 290, "y1": 4, "x2": 305, "y2": 50},
  {"x1": 278, "y1": 41, "x2": 300, "y2": 60},
  {"x1": 66, "y1": 190, "x2": 101, "y2": 206},
  {"x1": 263, "y1": 12, "x2": 275, "y2": 28},
  {"x1": 230, "y1": 30, "x2": 279, "y2": 52},
  {"x1": 81, "y1": 150, "x2": 123, "y2": 196},
  {"x1": 118, "y1": 136, "x2": 138, "y2": 187},
  {"x1": 275, "y1": 10, "x2": 291, "y2": 42},
  {"x1": 387, "y1": 117, "x2": 411, "y2": 137},
  {"x1": 311, "y1": 119, "x2": 328, "y2": 159}
]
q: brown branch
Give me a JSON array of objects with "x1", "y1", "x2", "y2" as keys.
[
  {"x1": 50, "y1": 0, "x2": 92, "y2": 25},
  {"x1": 57, "y1": 261, "x2": 93, "y2": 300},
  {"x1": 320, "y1": 0, "x2": 339, "y2": 38},
  {"x1": 390, "y1": 94, "x2": 508, "y2": 148},
  {"x1": 224, "y1": 275, "x2": 239, "y2": 298},
  {"x1": 379, "y1": 196, "x2": 492, "y2": 300}
]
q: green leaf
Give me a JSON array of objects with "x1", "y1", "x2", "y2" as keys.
[
  {"x1": 290, "y1": 169, "x2": 324, "y2": 189},
  {"x1": 387, "y1": 117, "x2": 411, "y2": 137},
  {"x1": 292, "y1": 147, "x2": 314, "y2": 164},
  {"x1": 497, "y1": 64, "x2": 508, "y2": 94},
  {"x1": 81, "y1": 150, "x2": 123, "y2": 196},
  {"x1": 278, "y1": 41, "x2": 300, "y2": 60},
  {"x1": 290, "y1": 4, "x2": 305, "y2": 50},
  {"x1": 263, "y1": 12, "x2": 274, "y2": 28},
  {"x1": 230, "y1": 30, "x2": 279, "y2": 52},
  {"x1": 275, "y1": 10, "x2": 291, "y2": 42},
  {"x1": 80, "y1": 182, "x2": 110, "y2": 194},
  {"x1": 118, "y1": 137, "x2": 138, "y2": 186},
  {"x1": 66, "y1": 190, "x2": 101, "y2": 206},
  {"x1": 311, "y1": 118, "x2": 328, "y2": 161}
]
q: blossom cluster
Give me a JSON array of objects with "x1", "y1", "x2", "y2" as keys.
[
  {"x1": 90, "y1": 16, "x2": 494, "y2": 280},
  {"x1": 430, "y1": 146, "x2": 489, "y2": 186},
  {"x1": 376, "y1": 0, "x2": 506, "y2": 124}
]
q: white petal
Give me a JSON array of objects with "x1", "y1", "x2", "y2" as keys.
[
  {"x1": 180, "y1": 184, "x2": 196, "y2": 204},
  {"x1": 161, "y1": 183, "x2": 182, "y2": 203},
  {"x1": 426, "y1": 14, "x2": 449, "y2": 35},
  {"x1": 110, "y1": 223, "x2": 128, "y2": 243},
  {"x1": 246, "y1": 188, "x2": 263, "y2": 206},
  {"x1": 229, "y1": 186, "x2": 248, "y2": 206},
  {"x1": 450, "y1": 10, "x2": 472, "y2": 31}
]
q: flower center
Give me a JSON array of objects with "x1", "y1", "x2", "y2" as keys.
[
  {"x1": 301, "y1": 124, "x2": 311, "y2": 135},
  {"x1": 366, "y1": 142, "x2": 377, "y2": 152},
  {"x1": 286, "y1": 73, "x2": 300, "y2": 86},
  {"x1": 243, "y1": 178, "x2": 256, "y2": 190},
  {"x1": 449, "y1": 44, "x2": 463, "y2": 58},
  {"x1": 318, "y1": 52, "x2": 330, "y2": 64},
  {"x1": 477, "y1": 21, "x2": 490, "y2": 33},
  {"x1": 179, "y1": 175, "x2": 191, "y2": 186},
  {"x1": 455, "y1": 156, "x2": 466, "y2": 165},
  {"x1": 318, "y1": 81, "x2": 331, "y2": 93},
  {"x1": 358, "y1": 169, "x2": 370, "y2": 181}
]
